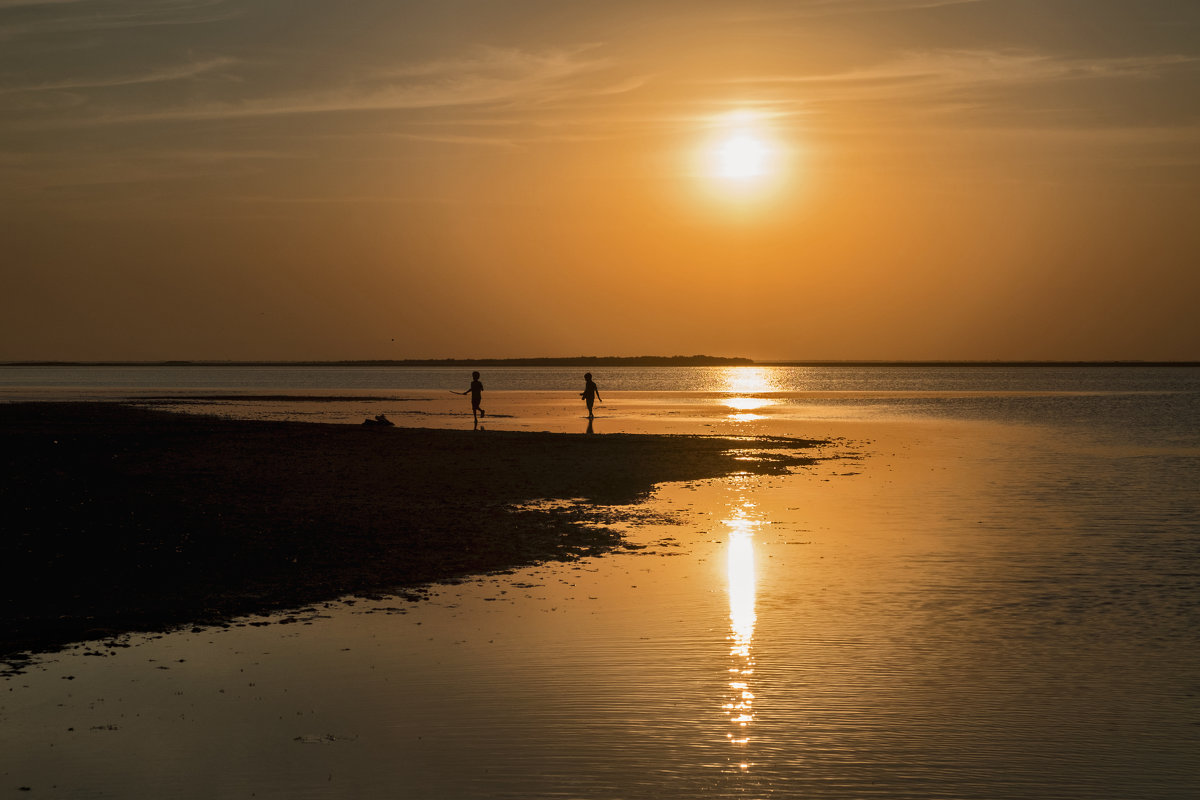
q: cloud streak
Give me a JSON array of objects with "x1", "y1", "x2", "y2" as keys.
[
  {"x1": 0, "y1": 0, "x2": 88, "y2": 7},
  {"x1": 0, "y1": 56, "x2": 238, "y2": 94},
  {"x1": 12, "y1": 46, "x2": 636, "y2": 128},
  {"x1": 0, "y1": 0, "x2": 240, "y2": 39},
  {"x1": 721, "y1": 0, "x2": 982, "y2": 22},
  {"x1": 720, "y1": 50, "x2": 1200, "y2": 99}
]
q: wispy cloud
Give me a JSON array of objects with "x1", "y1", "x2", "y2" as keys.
[
  {"x1": 0, "y1": 0, "x2": 240, "y2": 39},
  {"x1": 23, "y1": 46, "x2": 636, "y2": 127},
  {"x1": 722, "y1": 50, "x2": 1200, "y2": 98},
  {"x1": 0, "y1": 56, "x2": 238, "y2": 94},
  {"x1": 802, "y1": 0, "x2": 982, "y2": 11},
  {"x1": 690, "y1": 48, "x2": 1200, "y2": 163},
  {"x1": 709, "y1": 49, "x2": 1200, "y2": 131},
  {"x1": 0, "y1": 0, "x2": 89, "y2": 8},
  {"x1": 725, "y1": 0, "x2": 982, "y2": 21}
]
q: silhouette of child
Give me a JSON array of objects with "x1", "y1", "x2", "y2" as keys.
[
  {"x1": 581, "y1": 372, "x2": 601, "y2": 419},
  {"x1": 457, "y1": 371, "x2": 485, "y2": 422}
]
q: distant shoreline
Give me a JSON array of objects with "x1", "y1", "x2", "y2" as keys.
[
  {"x1": 754, "y1": 360, "x2": 1200, "y2": 368},
  {"x1": 2, "y1": 358, "x2": 1196, "y2": 368},
  {"x1": 2, "y1": 356, "x2": 753, "y2": 368}
]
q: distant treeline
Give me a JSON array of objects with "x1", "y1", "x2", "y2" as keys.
[
  {"x1": 4, "y1": 358, "x2": 1196, "y2": 368},
  {"x1": 4, "y1": 355, "x2": 755, "y2": 368},
  {"x1": 373, "y1": 355, "x2": 757, "y2": 367}
]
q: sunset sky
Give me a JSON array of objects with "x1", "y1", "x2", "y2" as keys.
[{"x1": 2, "y1": 0, "x2": 1198, "y2": 361}]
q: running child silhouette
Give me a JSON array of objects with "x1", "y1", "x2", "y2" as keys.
[
  {"x1": 456, "y1": 371, "x2": 485, "y2": 423},
  {"x1": 581, "y1": 372, "x2": 601, "y2": 419}
]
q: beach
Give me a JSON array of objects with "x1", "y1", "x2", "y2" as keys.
[
  {"x1": 1, "y1": 401, "x2": 825, "y2": 658},
  {"x1": 2, "y1": 367, "x2": 1197, "y2": 799}
]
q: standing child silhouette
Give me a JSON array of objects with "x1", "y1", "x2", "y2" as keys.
[
  {"x1": 456, "y1": 371, "x2": 485, "y2": 423},
  {"x1": 580, "y1": 372, "x2": 601, "y2": 419}
]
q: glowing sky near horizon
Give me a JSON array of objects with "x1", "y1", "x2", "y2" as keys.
[{"x1": 1, "y1": 0, "x2": 1198, "y2": 361}]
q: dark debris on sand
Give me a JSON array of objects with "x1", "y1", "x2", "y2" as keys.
[{"x1": 1, "y1": 402, "x2": 825, "y2": 657}]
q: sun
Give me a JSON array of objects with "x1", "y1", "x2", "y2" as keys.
[
  {"x1": 697, "y1": 110, "x2": 786, "y2": 191},
  {"x1": 716, "y1": 134, "x2": 769, "y2": 180}
]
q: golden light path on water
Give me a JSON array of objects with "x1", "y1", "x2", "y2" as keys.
[
  {"x1": 723, "y1": 501, "x2": 760, "y2": 770},
  {"x1": 721, "y1": 366, "x2": 781, "y2": 421},
  {"x1": 720, "y1": 366, "x2": 772, "y2": 768}
]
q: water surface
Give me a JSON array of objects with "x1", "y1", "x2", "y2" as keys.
[{"x1": 2, "y1": 366, "x2": 1197, "y2": 798}]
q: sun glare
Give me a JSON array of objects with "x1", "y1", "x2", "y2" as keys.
[
  {"x1": 694, "y1": 110, "x2": 790, "y2": 204},
  {"x1": 716, "y1": 134, "x2": 769, "y2": 180}
]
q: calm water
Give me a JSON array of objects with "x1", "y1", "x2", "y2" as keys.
[
  {"x1": 4, "y1": 362, "x2": 1198, "y2": 395},
  {"x1": 2, "y1": 365, "x2": 1198, "y2": 798},
  {"x1": 3, "y1": 363, "x2": 1197, "y2": 444}
]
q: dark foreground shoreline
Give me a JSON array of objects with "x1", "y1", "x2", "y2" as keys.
[{"x1": 1, "y1": 402, "x2": 825, "y2": 659}]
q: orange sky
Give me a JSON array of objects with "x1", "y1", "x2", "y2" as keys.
[{"x1": 2, "y1": 0, "x2": 1198, "y2": 361}]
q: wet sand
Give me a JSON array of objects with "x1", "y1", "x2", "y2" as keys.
[{"x1": 0, "y1": 402, "x2": 825, "y2": 657}]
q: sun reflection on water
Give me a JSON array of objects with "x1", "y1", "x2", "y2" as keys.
[
  {"x1": 721, "y1": 367, "x2": 780, "y2": 421},
  {"x1": 723, "y1": 503, "x2": 759, "y2": 759},
  {"x1": 723, "y1": 396, "x2": 772, "y2": 412},
  {"x1": 723, "y1": 366, "x2": 774, "y2": 395}
]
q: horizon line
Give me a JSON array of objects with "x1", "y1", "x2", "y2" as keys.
[{"x1": 3, "y1": 357, "x2": 1198, "y2": 368}]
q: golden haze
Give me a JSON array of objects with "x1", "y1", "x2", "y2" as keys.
[{"x1": 1, "y1": 1, "x2": 1197, "y2": 361}]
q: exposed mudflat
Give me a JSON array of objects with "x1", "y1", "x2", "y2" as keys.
[{"x1": 0, "y1": 401, "x2": 822, "y2": 657}]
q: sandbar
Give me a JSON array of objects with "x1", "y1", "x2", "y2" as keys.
[{"x1": 1, "y1": 402, "x2": 825, "y2": 657}]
